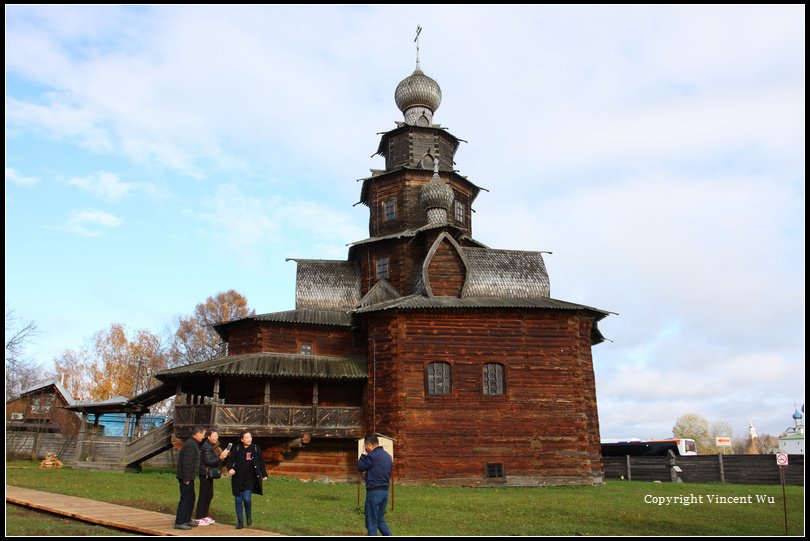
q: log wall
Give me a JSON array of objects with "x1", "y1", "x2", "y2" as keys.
[
  {"x1": 362, "y1": 310, "x2": 603, "y2": 485},
  {"x1": 226, "y1": 324, "x2": 360, "y2": 357}
]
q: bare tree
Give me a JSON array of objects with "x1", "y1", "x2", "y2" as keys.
[
  {"x1": 5, "y1": 306, "x2": 45, "y2": 401},
  {"x1": 709, "y1": 420, "x2": 735, "y2": 454}
]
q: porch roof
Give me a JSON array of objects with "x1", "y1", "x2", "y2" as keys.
[{"x1": 156, "y1": 352, "x2": 367, "y2": 381}]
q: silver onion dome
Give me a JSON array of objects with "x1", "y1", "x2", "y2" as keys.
[
  {"x1": 395, "y1": 69, "x2": 442, "y2": 125},
  {"x1": 420, "y1": 163, "x2": 453, "y2": 225}
]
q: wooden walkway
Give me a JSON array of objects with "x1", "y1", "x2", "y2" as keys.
[{"x1": 6, "y1": 485, "x2": 282, "y2": 536}]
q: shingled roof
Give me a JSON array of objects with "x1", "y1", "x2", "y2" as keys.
[
  {"x1": 289, "y1": 259, "x2": 361, "y2": 310},
  {"x1": 462, "y1": 247, "x2": 550, "y2": 298},
  {"x1": 156, "y1": 352, "x2": 367, "y2": 381}
]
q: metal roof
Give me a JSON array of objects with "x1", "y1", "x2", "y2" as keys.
[
  {"x1": 348, "y1": 223, "x2": 487, "y2": 248},
  {"x1": 156, "y1": 352, "x2": 367, "y2": 381},
  {"x1": 253, "y1": 309, "x2": 353, "y2": 327},
  {"x1": 354, "y1": 294, "x2": 610, "y2": 318},
  {"x1": 13, "y1": 379, "x2": 75, "y2": 405}
]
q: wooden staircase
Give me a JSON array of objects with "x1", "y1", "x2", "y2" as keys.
[
  {"x1": 71, "y1": 421, "x2": 176, "y2": 473},
  {"x1": 124, "y1": 420, "x2": 175, "y2": 471}
]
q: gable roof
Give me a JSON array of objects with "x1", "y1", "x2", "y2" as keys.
[
  {"x1": 11, "y1": 380, "x2": 75, "y2": 405},
  {"x1": 357, "y1": 278, "x2": 402, "y2": 308}
]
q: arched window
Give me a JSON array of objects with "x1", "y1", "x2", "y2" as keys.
[
  {"x1": 483, "y1": 363, "x2": 505, "y2": 395},
  {"x1": 425, "y1": 362, "x2": 451, "y2": 395},
  {"x1": 421, "y1": 154, "x2": 434, "y2": 170}
]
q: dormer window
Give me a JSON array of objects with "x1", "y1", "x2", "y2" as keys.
[
  {"x1": 383, "y1": 200, "x2": 396, "y2": 221},
  {"x1": 376, "y1": 257, "x2": 389, "y2": 279}
]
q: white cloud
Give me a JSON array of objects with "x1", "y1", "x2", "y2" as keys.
[
  {"x1": 6, "y1": 167, "x2": 40, "y2": 186},
  {"x1": 61, "y1": 208, "x2": 122, "y2": 237},
  {"x1": 189, "y1": 184, "x2": 366, "y2": 263},
  {"x1": 65, "y1": 172, "x2": 134, "y2": 201}
]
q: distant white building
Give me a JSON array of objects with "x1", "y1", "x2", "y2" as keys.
[{"x1": 778, "y1": 406, "x2": 804, "y2": 455}]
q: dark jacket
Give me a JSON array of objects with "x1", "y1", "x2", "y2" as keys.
[
  {"x1": 357, "y1": 446, "x2": 392, "y2": 489},
  {"x1": 199, "y1": 439, "x2": 222, "y2": 477},
  {"x1": 177, "y1": 437, "x2": 201, "y2": 482},
  {"x1": 226, "y1": 442, "x2": 268, "y2": 496}
]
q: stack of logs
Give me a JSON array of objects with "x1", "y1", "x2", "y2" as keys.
[
  {"x1": 267, "y1": 434, "x2": 311, "y2": 463},
  {"x1": 40, "y1": 452, "x2": 63, "y2": 469}
]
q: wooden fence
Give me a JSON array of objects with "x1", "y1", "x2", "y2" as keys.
[
  {"x1": 6, "y1": 431, "x2": 176, "y2": 468},
  {"x1": 603, "y1": 454, "x2": 804, "y2": 485}
]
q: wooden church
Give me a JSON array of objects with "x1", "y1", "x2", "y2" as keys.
[{"x1": 156, "y1": 59, "x2": 610, "y2": 486}]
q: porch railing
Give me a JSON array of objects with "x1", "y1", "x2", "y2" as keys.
[{"x1": 174, "y1": 404, "x2": 363, "y2": 435}]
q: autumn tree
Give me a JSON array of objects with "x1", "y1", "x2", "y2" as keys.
[
  {"x1": 672, "y1": 413, "x2": 712, "y2": 452},
  {"x1": 168, "y1": 290, "x2": 253, "y2": 367},
  {"x1": 53, "y1": 348, "x2": 93, "y2": 402},
  {"x1": 5, "y1": 306, "x2": 46, "y2": 401},
  {"x1": 54, "y1": 324, "x2": 168, "y2": 401}
]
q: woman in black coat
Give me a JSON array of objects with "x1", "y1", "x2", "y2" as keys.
[
  {"x1": 225, "y1": 430, "x2": 267, "y2": 529},
  {"x1": 194, "y1": 428, "x2": 230, "y2": 525}
]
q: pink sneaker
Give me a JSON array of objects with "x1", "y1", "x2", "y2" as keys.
[
  {"x1": 205, "y1": 517, "x2": 216, "y2": 524},
  {"x1": 196, "y1": 518, "x2": 210, "y2": 526}
]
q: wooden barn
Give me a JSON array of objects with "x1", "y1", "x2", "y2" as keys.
[
  {"x1": 154, "y1": 63, "x2": 610, "y2": 486},
  {"x1": 6, "y1": 380, "x2": 81, "y2": 435}
]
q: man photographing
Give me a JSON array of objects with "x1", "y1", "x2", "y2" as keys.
[{"x1": 357, "y1": 433, "x2": 393, "y2": 536}]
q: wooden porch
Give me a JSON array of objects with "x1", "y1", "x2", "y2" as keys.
[{"x1": 174, "y1": 403, "x2": 365, "y2": 438}]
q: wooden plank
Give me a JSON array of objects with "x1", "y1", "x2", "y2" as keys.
[{"x1": 6, "y1": 485, "x2": 282, "y2": 536}]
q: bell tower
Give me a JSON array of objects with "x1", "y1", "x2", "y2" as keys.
[{"x1": 349, "y1": 33, "x2": 486, "y2": 297}]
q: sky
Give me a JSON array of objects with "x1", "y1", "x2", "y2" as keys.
[{"x1": 5, "y1": 5, "x2": 805, "y2": 442}]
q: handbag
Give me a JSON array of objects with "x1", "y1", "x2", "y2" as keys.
[{"x1": 208, "y1": 467, "x2": 222, "y2": 479}]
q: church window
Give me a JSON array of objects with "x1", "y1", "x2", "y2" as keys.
[
  {"x1": 376, "y1": 257, "x2": 389, "y2": 279},
  {"x1": 426, "y1": 362, "x2": 451, "y2": 395},
  {"x1": 383, "y1": 200, "x2": 396, "y2": 221},
  {"x1": 421, "y1": 154, "x2": 434, "y2": 169},
  {"x1": 454, "y1": 200, "x2": 465, "y2": 223},
  {"x1": 482, "y1": 363, "x2": 505, "y2": 395}
]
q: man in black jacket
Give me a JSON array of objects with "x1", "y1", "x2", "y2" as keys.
[{"x1": 174, "y1": 425, "x2": 205, "y2": 530}]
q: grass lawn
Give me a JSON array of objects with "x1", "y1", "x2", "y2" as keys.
[{"x1": 5, "y1": 461, "x2": 804, "y2": 536}]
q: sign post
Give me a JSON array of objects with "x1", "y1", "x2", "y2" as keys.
[
  {"x1": 715, "y1": 436, "x2": 732, "y2": 454},
  {"x1": 776, "y1": 453, "x2": 788, "y2": 534}
]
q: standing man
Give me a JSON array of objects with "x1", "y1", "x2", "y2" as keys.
[
  {"x1": 357, "y1": 433, "x2": 393, "y2": 536},
  {"x1": 174, "y1": 425, "x2": 205, "y2": 530}
]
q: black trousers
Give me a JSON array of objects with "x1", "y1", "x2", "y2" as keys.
[
  {"x1": 175, "y1": 480, "x2": 195, "y2": 525},
  {"x1": 195, "y1": 475, "x2": 214, "y2": 519}
]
